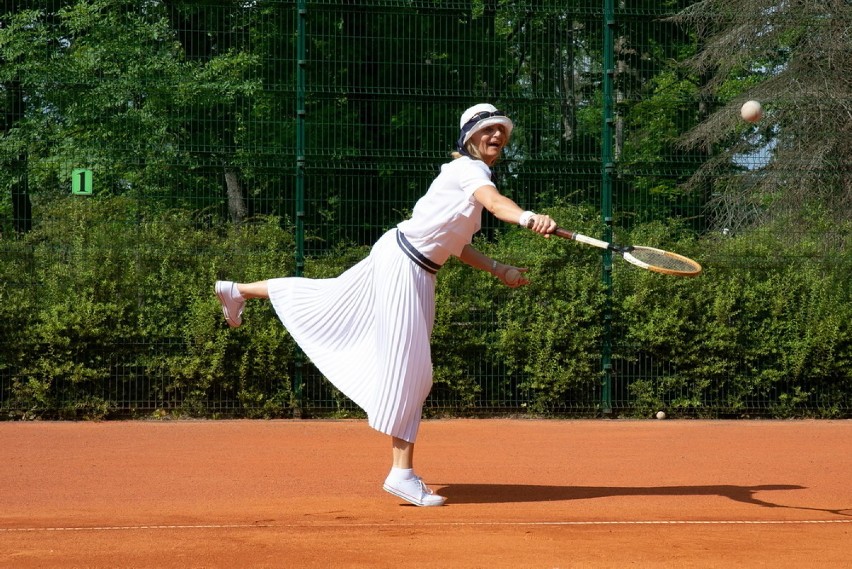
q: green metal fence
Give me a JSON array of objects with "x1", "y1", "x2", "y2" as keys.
[{"x1": 1, "y1": 1, "x2": 849, "y2": 419}]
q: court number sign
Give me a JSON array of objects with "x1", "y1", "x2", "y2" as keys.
[{"x1": 72, "y1": 168, "x2": 93, "y2": 195}]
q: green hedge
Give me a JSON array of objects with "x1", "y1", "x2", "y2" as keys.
[
  {"x1": 432, "y1": 209, "x2": 606, "y2": 414},
  {"x1": 613, "y1": 225, "x2": 852, "y2": 418},
  {"x1": 0, "y1": 197, "x2": 297, "y2": 419},
  {"x1": 1, "y1": 198, "x2": 850, "y2": 419}
]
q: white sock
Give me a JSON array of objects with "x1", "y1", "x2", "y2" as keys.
[
  {"x1": 386, "y1": 467, "x2": 415, "y2": 482},
  {"x1": 231, "y1": 284, "x2": 245, "y2": 302}
]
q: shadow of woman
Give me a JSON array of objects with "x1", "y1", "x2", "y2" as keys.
[{"x1": 437, "y1": 483, "x2": 851, "y2": 516}]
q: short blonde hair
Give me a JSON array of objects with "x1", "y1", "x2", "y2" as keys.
[{"x1": 451, "y1": 141, "x2": 483, "y2": 161}]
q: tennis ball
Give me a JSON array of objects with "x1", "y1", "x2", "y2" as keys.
[
  {"x1": 505, "y1": 268, "x2": 522, "y2": 286},
  {"x1": 740, "y1": 100, "x2": 762, "y2": 123},
  {"x1": 655, "y1": 411, "x2": 666, "y2": 420}
]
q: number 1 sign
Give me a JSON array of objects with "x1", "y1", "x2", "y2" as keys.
[{"x1": 72, "y1": 169, "x2": 93, "y2": 195}]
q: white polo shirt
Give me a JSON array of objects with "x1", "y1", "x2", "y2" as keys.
[{"x1": 397, "y1": 156, "x2": 495, "y2": 266}]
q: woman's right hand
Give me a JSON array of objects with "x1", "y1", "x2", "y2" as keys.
[{"x1": 527, "y1": 214, "x2": 558, "y2": 236}]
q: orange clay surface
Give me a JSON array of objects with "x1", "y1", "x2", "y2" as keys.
[{"x1": 1, "y1": 419, "x2": 850, "y2": 568}]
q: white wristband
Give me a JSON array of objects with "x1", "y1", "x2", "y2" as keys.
[{"x1": 518, "y1": 211, "x2": 536, "y2": 227}]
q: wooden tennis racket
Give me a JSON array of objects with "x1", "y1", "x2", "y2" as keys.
[{"x1": 551, "y1": 227, "x2": 702, "y2": 277}]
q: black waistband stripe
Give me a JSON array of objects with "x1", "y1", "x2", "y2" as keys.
[{"x1": 396, "y1": 230, "x2": 442, "y2": 274}]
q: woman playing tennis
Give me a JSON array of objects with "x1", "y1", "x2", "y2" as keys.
[{"x1": 215, "y1": 104, "x2": 557, "y2": 506}]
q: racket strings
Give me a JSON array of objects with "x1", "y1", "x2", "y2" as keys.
[{"x1": 628, "y1": 248, "x2": 701, "y2": 274}]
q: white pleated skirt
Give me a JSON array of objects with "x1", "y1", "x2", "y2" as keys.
[{"x1": 267, "y1": 229, "x2": 436, "y2": 443}]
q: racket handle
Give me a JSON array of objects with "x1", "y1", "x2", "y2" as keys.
[
  {"x1": 530, "y1": 222, "x2": 613, "y2": 252},
  {"x1": 527, "y1": 218, "x2": 577, "y2": 239},
  {"x1": 525, "y1": 219, "x2": 577, "y2": 240},
  {"x1": 555, "y1": 228, "x2": 612, "y2": 251},
  {"x1": 553, "y1": 227, "x2": 577, "y2": 240}
]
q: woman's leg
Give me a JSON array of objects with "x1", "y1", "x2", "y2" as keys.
[
  {"x1": 215, "y1": 279, "x2": 269, "y2": 327},
  {"x1": 383, "y1": 436, "x2": 445, "y2": 507},
  {"x1": 236, "y1": 280, "x2": 270, "y2": 300},
  {"x1": 392, "y1": 436, "x2": 414, "y2": 469}
]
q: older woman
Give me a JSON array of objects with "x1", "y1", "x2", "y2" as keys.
[{"x1": 215, "y1": 104, "x2": 556, "y2": 506}]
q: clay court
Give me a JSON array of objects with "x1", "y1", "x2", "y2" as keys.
[{"x1": 1, "y1": 419, "x2": 850, "y2": 568}]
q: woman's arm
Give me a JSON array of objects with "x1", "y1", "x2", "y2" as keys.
[
  {"x1": 472, "y1": 185, "x2": 556, "y2": 235},
  {"x1": 457, "y1": 244, "x2": 529, "y2": 288}
]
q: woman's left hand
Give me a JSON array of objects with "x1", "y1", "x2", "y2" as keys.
[{"x1": 497, "y1": 264, "x2": 530, "y2": 288}]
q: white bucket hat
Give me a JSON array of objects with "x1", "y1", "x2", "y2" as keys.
[{"x1": 456, "y1": 103, "x2": 514, "y2": 152}]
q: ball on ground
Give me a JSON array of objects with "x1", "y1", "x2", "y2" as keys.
[
  {"x1": 740, "y1": 100, "x2": 762, "y2": 123},
  {"x1": 655, "y1": 411, "x2": 666, "y2": 420}
]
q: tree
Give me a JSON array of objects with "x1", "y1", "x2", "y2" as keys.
[
  {"x1": 614, "y1": 1, "x2": 709, "y2": 228},
  {"x1": 674, "y1": 0, "x2": 852, "y2": 238},
  {"x1": 0, "y1": 0, "x2": 39, "y2": 235},
  {"x1": 0, "y1": 1, "x2": 267, "y2": 224}
]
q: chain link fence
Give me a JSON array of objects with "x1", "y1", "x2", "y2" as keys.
[{"x1": 1, "y1": 1, "x2": 849, "y2": 418}]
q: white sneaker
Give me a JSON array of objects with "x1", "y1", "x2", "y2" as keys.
[
  {"x1": 383, "y1": 476, "x2": 447, "y2": 507},
  {"x1": 215, "y1": 281, "x2": 244, "y2": 328}
]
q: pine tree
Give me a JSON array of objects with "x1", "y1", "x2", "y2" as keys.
[{"x1": 675, "y1": 0, "x2": 852, "y2": 239}]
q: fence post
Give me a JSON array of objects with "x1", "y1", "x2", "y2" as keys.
[
  {"x1": 293, "y1": 0, "x2": 308, "y2": 416},
  {"x1": 600, "y1": 0, "x2": 615, "y2": 416}
]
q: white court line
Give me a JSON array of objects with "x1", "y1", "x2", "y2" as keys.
[{"x1": 1, "y1": 519, "x2": 850, "y2": 532}]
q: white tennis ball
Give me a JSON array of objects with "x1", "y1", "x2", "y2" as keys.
[
  {"x1": 741, "y1": 100, "x2": 762, "y2": 123},
  {"x1": 505, "y1": 268, "x2": 522, "y2": 286},
  {"x1": 655, "y1": 411, "x2": 666, "y2": 420}
]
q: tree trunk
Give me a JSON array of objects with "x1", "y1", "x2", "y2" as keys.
[
  {"x1": 4, "y1": 78, "x2": 31, "y2": 234},
  {"x1": 225, "y1": 169, "x2": 246, "y2": 224}
]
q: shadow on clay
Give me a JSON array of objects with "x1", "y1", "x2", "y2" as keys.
[{"x1": 436, "y1": 483, "x2": 851, "y2": 517}]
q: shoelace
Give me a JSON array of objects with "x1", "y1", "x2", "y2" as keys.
[{"x1": 413, "y1": 477, "x2": 435, "y2": 496}]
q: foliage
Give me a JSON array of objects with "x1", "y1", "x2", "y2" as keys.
[
  {"x1": 0, "y1": 0, "x2": 287, "y2": 231},
  {"x1": 1, "y1": 199, "x2": 850, "y2": 418},
  {"x1": 431, "y1": 204, "x2": 607, "y2": 414},
  {"x1": 614, "y1": 229, "x2": 852, "y2": 418},
  {"x1": 488, "y1": 206, "x2": 606, "y2": 413},
  {"x1": 1, "y1": 2, "x2": 850, "y2": 419},
  {"x1": 0, "y1": 196, "x2": 297, "y2": 418},
  {"x1": 674, "y1": 0, "x2": 852, "y2": 235}
]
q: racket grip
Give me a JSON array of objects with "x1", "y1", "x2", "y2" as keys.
[
  {"x1": 527, "y1": 218, "x2": 572, "y2": 240},
  {"x1": 552, "y1": 227, "x2": 629, "y2": 253},
  {"x1": 527, "y1": 220, "x2": 579, "y2": 243},
  {"x1": 553, "y1": 227, "x2": 576, "y2": 240},
  {"x1": 563, "y1": 230, "x2": 612, "y2": 250}
]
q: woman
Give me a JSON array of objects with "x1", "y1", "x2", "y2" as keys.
[{"x1": 215, "y1": 103, "x2": 557, "y2": 506}]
